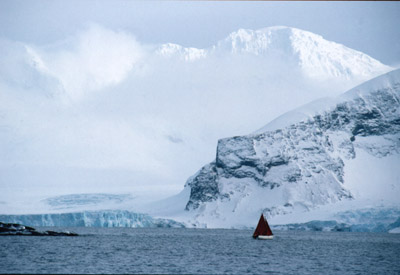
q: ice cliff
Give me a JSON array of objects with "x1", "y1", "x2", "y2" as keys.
[{"x1": 0, "y1": 210, "x2": 184, "y2": 228}]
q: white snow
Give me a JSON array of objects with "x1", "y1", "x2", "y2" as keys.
[
  {"x1": 216, "y1": 26, "x2": 392, "y2": 80},
  {"x1": 343, "y1": 143, "x2": 400, "y2": 204},
  {"x1": 156, "y1": 43, "x2": 207, "y2": 61},
  {"x1": 157, "y1": 26, "x2": 392, "y2": 83}
]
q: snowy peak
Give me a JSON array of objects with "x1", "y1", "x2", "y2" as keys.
[
  {"x1": 155, "y1": 26, "x2": 392, "y2": 81},
  {"x1": 217, "y1": 26, "x2": 392, "y2": 80}
]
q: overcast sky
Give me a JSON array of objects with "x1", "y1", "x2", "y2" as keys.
[
  {"x1": 1, "y1": 1, "x2": 400, "y2": 66},
  {"x1": 1, "y1": 1, "x2": 399, "y2": 211}
]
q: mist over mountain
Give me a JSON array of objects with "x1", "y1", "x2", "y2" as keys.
[{"x1": 0, "y1": 25, "x2": 395, "y2": 215}]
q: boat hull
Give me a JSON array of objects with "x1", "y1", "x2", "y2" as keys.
[{"x1": 257, "y1": 235, "x2": 274, "y2": 240}]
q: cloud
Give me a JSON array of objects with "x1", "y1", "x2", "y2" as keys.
[{"x1": 27, "y1": 24, "x2": 145, "y2": 101}]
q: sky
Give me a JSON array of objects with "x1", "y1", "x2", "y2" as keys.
[
  {"x1": 0, "y1": 1, "x2": 399, "y2": 213},
  {"x1": 1, "y1": 1, "x2": 400, "y2": 66}
]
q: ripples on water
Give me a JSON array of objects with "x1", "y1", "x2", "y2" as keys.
[{"x1": 1, "y1": 227, "x2": 399, "y2": 274}]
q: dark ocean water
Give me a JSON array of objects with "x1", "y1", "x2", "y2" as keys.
[{"x1": 1, "y1": 227, "x2": 399, "y2": 274}]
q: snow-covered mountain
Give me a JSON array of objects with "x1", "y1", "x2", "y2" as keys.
[
  {"x1": 179, "y1": 68, "x2": 400, "y2": 228},
  {"x1": 157, "y1": 26, "x2": 392, "y2": 81},
  {"x1": 1, "y1": 26, "x2": 397, "y2": 231}
]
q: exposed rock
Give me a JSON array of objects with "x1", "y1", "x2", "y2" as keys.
[
  {"x1": 184, "y1": 69, "x2": 400, "y2": 220},
  {"x1": 0, "y1": 222, "x2": 78, "y2": 236}
]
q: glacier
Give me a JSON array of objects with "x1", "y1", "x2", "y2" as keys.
[
  {"x1": 390, "y1": 227, "x2": 400, "y2": 234},
  {"x1": 0, "y1": 193, "x2": 185, "y2": 228},
  {"x1": 42, "y1": 193, "x2": 135, "y2": 210},
  {"x1": 175, "y1": 68, "x2": 400, "y2": 229},
  {"x1": 1, "y1": 208, "x2": 399, "y2": 232},
  {"x1": 0, "y1": 210, "x2": 184, "y2": 228},
  {"x1": 273, "y1": 208, "x2": 400, "y2": 233}
]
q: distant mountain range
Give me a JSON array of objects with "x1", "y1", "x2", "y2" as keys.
[{"x1": 157, "y1": 26, "x2": 392, "y2": 81}]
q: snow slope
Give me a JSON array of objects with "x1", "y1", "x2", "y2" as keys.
[{"x1": 176, "y1": 68, "x2": 400, "y2": 228}]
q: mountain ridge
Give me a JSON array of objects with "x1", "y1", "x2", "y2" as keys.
[
  {"x1": 180, "y1": 68, "x2": 400, "y2": 228},
  {"x1": 256, "y1": 66, "x2": 400, "y2": 133},
  {"x1": 158, "y1": 26, "x2": 393, "y2": 81}
]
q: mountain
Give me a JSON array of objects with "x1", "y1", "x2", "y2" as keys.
[
  {"x1": 179, "y1": 68, "x2": 400, "y2": 228},
  {"x1": 1, "y1": 26, "x2": 396, "y2": 229},
  {"x1": 158, "y1": 26, "x2": 392, "y2": 81}
]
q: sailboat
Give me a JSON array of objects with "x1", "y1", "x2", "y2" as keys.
[{"x1": 253, "y1": 214, "x2": 274, "y2": 240}]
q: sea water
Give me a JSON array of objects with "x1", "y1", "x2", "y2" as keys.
[{"x1": 1, "y1": 228, "x2": 399, "y2": 274}]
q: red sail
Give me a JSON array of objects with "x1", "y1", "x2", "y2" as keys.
[{"x1": 253, "y1": 214, "x2": 273, "y2": 238}]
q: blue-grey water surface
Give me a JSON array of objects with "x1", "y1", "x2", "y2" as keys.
[{"x1": 1, "y1": 227, "x2": 399, "y2": 274}]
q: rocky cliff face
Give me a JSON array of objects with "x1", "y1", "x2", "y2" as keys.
[{"x1": 184, "y1": 69, "x2": 400, "y2": 222}]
